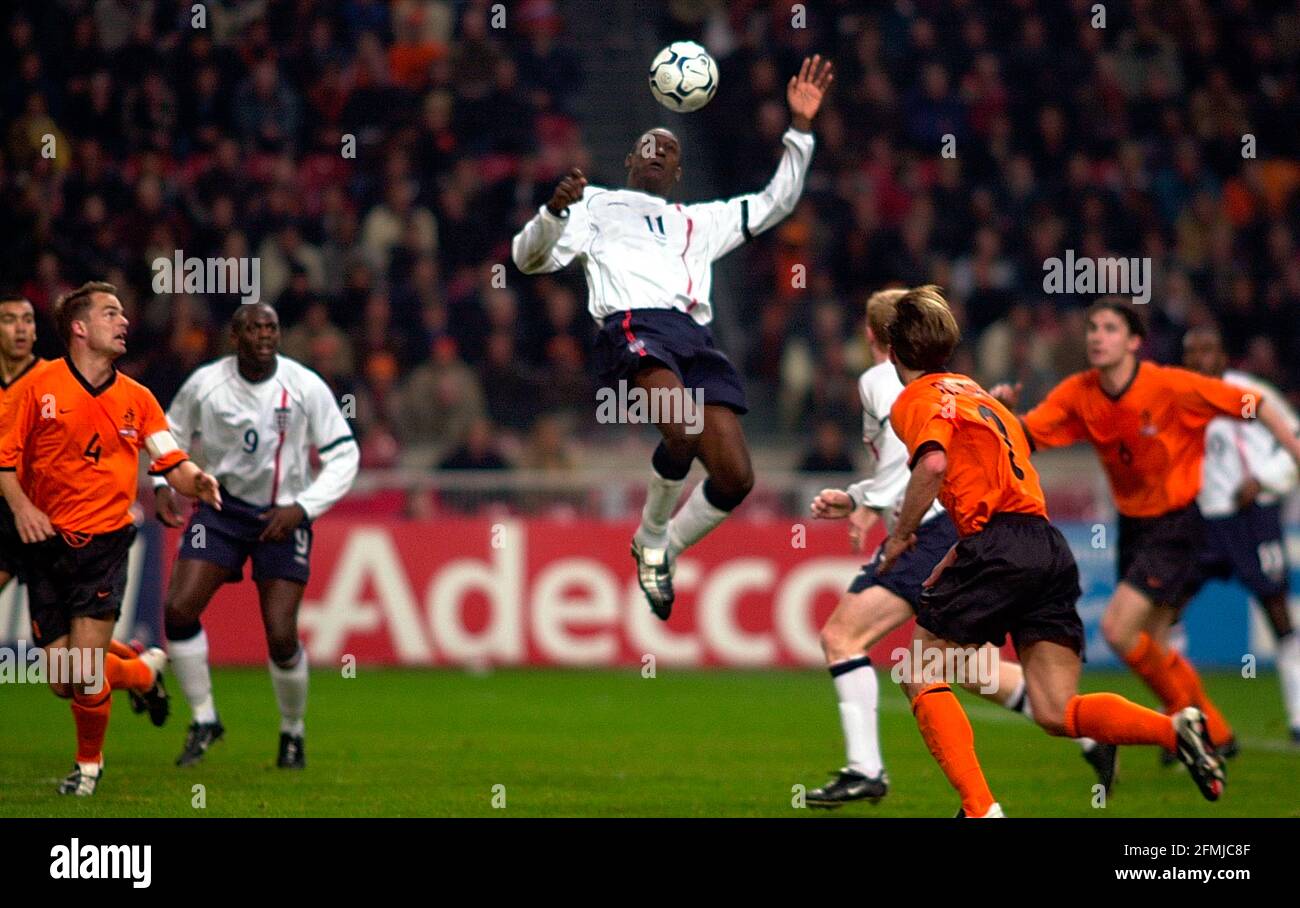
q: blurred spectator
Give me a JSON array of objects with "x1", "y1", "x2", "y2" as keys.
[
  {"x1": 436, "y1": 416, "x2": 509, "y2": 512},
  {"x1": 394, "y1": 335, "x2": 485, "y2": 469},
  {"x1": 797, "y1": 421, "x2": 856, "y2": 474}
]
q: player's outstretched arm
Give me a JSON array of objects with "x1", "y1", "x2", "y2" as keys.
[
  {"x1": 166, "y1": 460, "x2": 222, "y2": 511},
  {"x1": 700, "y1": 56, "x2": 831, "y2": 262},
  {"x1": 878, "y1": 448, "x2": 946, "y2": 574},
  {"x1": 0, "y1": 471, "x2": 54, "y2": 543}
]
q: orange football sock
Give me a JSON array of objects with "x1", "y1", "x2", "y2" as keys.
[
  {"x1": 911, "y1": 684, "x2": 996, "y2": 816},
  {"x1": 107, "y1": 639, "x2": 137, "y2": 660},
  {"x1": 71, "y1": 688, "x2": 112, "y2": 764},
  {"x1": 1122, "y1": 632, "x2": 1187, "y2": 711},
  {"x1": 1065, "y1": 692, "x2": 1177, "y2": 750},
  {"x1": 1165, "y1": 652, "x2": 1234, "y2": 745},
  {"x1": 105, "y1": 653, "x2": 153, "y2": 693}
]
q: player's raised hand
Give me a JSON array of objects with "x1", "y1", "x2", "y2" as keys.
[
  {"x1": 810, "y1": 488, "x2": 853, "y2": 519},
  {"x1": 154, "y1": 485, "x2": 186, "y2": 528},
  {"x1": 14, "y1": 501, "x2": 55, "y2": 544},
  {"x1": 988, "y1": 382, "x2": 1023, "y2": 410},
  {"x1": 259, "y1": 503, "x2": 306, "y2": 542},
  {"x1": 546, "y1": 168, "x2": 587, "y2": 216},
  {"x1": 788, "y1": 54, "x2": 834, "y2": 131},
  {"x1": 193, "y1": 470, "x2": 222, "y2": 511}
]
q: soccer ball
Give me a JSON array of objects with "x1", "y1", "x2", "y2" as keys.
[{"x1": 648, "y1": 41, "x2": 719, "y2": 113}]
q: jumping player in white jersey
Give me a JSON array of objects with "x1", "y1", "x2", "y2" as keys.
[
  {"x1": 155, "y1": 303, "x2": 359, "y2": 768},
  {"x1": 803, "y1": 289, "x2": 1115, "y2": 807},
  {"x1": 1183, "y1": 326, "x2": 1300, "y2": 743},
  {"x1": 512, "y1": 56, "x2": 834, "y2": 618}
]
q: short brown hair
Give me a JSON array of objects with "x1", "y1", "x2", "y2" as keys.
[
  {"x1": 54, "y1": 281, "x2": 117, "y2": 348},
  {"x1": 866, "y1": 287, "x2": 907, "y2": 345},
  {"x1": 1087, "y1": 297, "x2": 1146, "y2": 339},
  {"x1": 888, "y1": 285, "x2": 961, "y2": 372}
]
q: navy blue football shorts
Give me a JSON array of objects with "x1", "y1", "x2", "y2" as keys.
[
  {"x1": 1195, "y1": 502, "x2": 1289, "y2": 600},
  {"x1": 593, "y1": 307, "x2": 748, "y2": 415},
  {"x1": 847, "y1": 511, "x2": 960, "y2": 606},
  {"x1": 177, "y1": 490, "x2": 312, "y2": 585}
]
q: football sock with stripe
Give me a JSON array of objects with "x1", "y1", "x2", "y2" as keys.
[
  {"x1": 829, "y1": 656, "x2": 882, "y2": 777},
  {"x1": 168, "y1": 628, "x2": 218, "y2": 724},
  {"x1": 634, "y1": 443, "x2": 690, "y2": 549},
  {"x1": 666, "y1": 480, "x2": 730, "y2": 558}
]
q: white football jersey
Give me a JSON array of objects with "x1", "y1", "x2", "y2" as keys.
[
  {"x1": 1199, "y1": 369, "x2": 1299, "y2": 518},
  {"x1": 847, "y1": 361, "x2": 946, "y2": 532},
  {"x1": 512, "y1": 127, "x2": 815, "y2": 325},
  {"x1": 157, "y1": 355, "x2": 358, "y2": 519}
]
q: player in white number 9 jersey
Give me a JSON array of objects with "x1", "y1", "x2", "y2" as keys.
[
  {"x1": 154, "y1": 303, "x2": 359, "y2": 769},
  {"x1": 512, "y1": 55, "x2": 833, "y2": 620}
]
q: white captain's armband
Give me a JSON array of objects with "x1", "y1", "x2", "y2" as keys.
[{"x1": 145, "y1": 430, "x2": 181, "y2": 459}]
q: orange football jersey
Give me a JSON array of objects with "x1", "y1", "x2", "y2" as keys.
[
  {"x1": 0, "y1": 357, "x2": 188, "y2": 535},
  {"x1": 1022, "y1": 361, "x2": 1255, "y2": 517},
  {"x1": 0, "y1": 357, "x2": 43, "y2": 480},
  {"x1": 891, "y1": 372, "x2": 1048, "y2": 536}
]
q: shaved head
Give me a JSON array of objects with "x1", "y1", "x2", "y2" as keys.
[
  {"x1": 232, "y1": 301, "x2": 278, "y2": 330},
  {"x1": 625, "y1": 128, "x2": 682, "y2": 198}
]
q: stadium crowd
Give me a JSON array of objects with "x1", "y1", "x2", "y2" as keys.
[{"x1": 2, "y1": 0, "x2": 1298, "y2": 482}]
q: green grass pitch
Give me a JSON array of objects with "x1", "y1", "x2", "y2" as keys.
[{"x1": 1, "y1": 668, "x2": 1296, "y2": 817}]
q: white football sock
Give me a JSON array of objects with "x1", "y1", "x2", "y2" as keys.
[
  {"x1": 634, "y1": 470, "x2": 685, "y2": 549},
  {"x1": 168, "y1": 629, "x2": 217, "y2": 724},
  {"x1": 1276, "y1": 632, "x2": 1300, "y2": 731},
  {"x1": 666, "y1": 482, "x2": 729, "y2": 558},
  {"x1": 269, "y1": 644, "x2": 309, "y2": 737},
  {"x1": 831, "y1": 657, "x2": 883, "y2": 777}
]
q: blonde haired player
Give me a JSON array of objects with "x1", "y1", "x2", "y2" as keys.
[{"x1": 803, "y1": 288, "x2": 1113, "y2": 808}]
